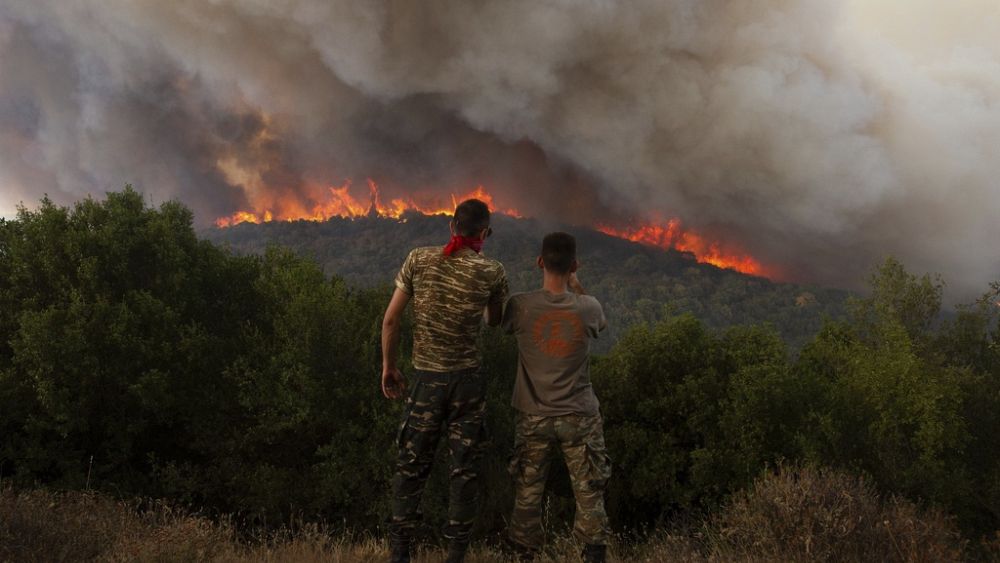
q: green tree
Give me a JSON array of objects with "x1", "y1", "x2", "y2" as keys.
[{"x1": 594, "y1": 315, "x2": 802, "y2": 525}]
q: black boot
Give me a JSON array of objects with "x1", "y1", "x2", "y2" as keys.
[
  {"x1": 582, "y1": 543, "x2": 607, "y2": 563},
  {"x1": 444, "y1": 543, "x2": 468, "y2": 563}
]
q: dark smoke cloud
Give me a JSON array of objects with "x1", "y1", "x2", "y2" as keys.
[{"x1": 0, "y1": 0, "x2": 998, "y2": 298}]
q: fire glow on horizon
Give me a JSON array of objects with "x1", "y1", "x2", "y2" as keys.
[
  {"x1": 214, "y1": 181, "x2": 520, "y2": 227},
  {"x1": 216, "y1": 181, "x2": 770, "y2": 277}
]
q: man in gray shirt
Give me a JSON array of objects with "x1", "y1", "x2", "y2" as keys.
[{"x1": 502, "y1": 232, "x2": 611, "y2": 563}]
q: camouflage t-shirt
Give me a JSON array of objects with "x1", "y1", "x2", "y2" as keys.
[{"x1": 394, "y1": 246, "x2": 508, "y2": 373}]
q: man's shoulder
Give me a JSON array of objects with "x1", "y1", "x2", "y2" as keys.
[
  {"x1": 404, "y1": 246, "x2": 446, "y2": 268},
  {"x1": 578, "y1": 294, "x2": 605, "y2": 316},
  {"x1": 470, "y1": 252, "x2": 505, "y2": 272},
  {"x1": 459, "y1": 253, "x2": 506, "y2": 284},
  {"x1": 409, "y1": 246, "x2": 441, "y2": 259},
  {"x1": 508, "y1": 289, "x2": 544, "y2": 302},
  {"x1": 410, "y1": 247, "x2": 505, "y2": 282},
  {"x1": 509, "y1": 289, "x2": 540, "y2": 299}
]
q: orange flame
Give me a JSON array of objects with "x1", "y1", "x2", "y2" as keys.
[
  {"x1": 215, "y1": 180, "x2": 520, "y2": 228},
  {"x1": 216, "y1": 181, "x2": 768, "y2": 277},
  {"x1": 597, "y1": 221, "x2": 768, "y2": 276}
]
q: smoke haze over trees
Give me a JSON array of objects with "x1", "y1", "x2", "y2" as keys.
[{"x1": 1, "y1": 1, "x2": 999, "y2": 298}]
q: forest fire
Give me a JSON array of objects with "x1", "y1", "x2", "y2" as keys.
[
  {"x1": 216, "y1": 182, "x2": 768, "y2": 277},
  {"x1": 596, "y1": 223, "x2": 767, "y2": 277},
  {"x1": 215, "y1": 181, "x2": 519, "y2": 227}
]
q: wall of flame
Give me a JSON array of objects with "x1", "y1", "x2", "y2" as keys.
[{"x1": 216, "y1": 180, "x2": 769, "y2": 277}]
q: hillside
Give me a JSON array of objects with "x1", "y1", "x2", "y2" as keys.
[{"x1": 203, "y1": 212, "x2": 850, "y2": 349}]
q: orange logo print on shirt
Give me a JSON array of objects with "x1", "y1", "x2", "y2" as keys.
[{"x1": 531, "y1": 310, "x2": 584, "y2": 358}]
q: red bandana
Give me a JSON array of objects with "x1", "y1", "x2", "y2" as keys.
[{"x1": 443, "y1": 235, "x2": 484, "y2": 256}]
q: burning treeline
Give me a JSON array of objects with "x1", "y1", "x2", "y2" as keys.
[
  {"x1": 5, "y1": 2, "x2": 998, "y2": 297},
  {"x1": 0, "y1": 0, "x2": 1000, "y2": 296},
  {"x1": 215, "y1": 181, "x2": 769, "y2": 277}
]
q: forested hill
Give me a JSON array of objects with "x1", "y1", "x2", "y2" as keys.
[{"x1": 204, "y1": 212, "x2": 850, "y2": 349}]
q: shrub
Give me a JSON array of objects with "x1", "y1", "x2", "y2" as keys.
[
  {"x1": 594, "y1": 315, "x2": 803, "y2": 524},
  {"x1": 709, "y1": 465, "x2": 965, "y2": 562}
]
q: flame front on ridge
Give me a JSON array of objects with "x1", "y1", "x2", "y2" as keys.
[
  {"x1": 215, "y1": 180, "x2": 520, "y2": 227},
  {"x1": 216, "y1": 181, "x2": 768, "y2": 277},
  {"x1": 596, "y1": 222, "x2": 768, "y2": 277}
]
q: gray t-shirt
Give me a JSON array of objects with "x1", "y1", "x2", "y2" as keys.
[{"x1": 502, "y1": 289, "x2": 607, "y2": 416}]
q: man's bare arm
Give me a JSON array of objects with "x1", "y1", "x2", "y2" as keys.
[{"x1": 381, "y1": 288, "x2": 411, "y2": 399}]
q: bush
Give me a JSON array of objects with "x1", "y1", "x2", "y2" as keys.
[
  {"x1": 709, "y1": 465, "x2": 965, "y2": 562},
  {"x1": 594, "y1": 315, "x2": 803, "y2": 524}
]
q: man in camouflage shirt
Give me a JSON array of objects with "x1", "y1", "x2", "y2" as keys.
[
  {"x1": 502, "y1": 232, "x2": 611, "y2": 563},
  {"x1": 381, "y1": 199, "x2": 508, "y2": 563}
]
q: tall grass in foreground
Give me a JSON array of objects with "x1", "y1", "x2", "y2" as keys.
[{"x1": 1, "y1": 466, "x2": 985, "y2": 562}]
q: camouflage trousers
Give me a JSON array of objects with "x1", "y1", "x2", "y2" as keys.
[
  {"x1": 390, "y1": 368, "x2": 487, "y2": 547},
  {"x1": 508, "y1": 412, "x2": 612, "y2": 550}
]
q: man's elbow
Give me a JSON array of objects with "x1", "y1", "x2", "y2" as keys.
[{"x1": 382, "y1": 314, "x2": 401, "y2": 331}]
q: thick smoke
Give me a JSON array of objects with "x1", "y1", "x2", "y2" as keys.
[{"x1": 0, "y1": 0, "x2": 998, "y2": 297}]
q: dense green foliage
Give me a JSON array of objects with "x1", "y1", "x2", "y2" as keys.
[
  {"x1": 2, "y1": 190, "x2": 999, "y2": 541},
  {"x1": 0, "y1": 189, "x2": 397, "y2": 527},
  {"x1": 596, "y1": 260, "x2": 1000, "y2": 534},
  {"x1": 204, "y1": 213, "x2": 850, "y2": 351}
]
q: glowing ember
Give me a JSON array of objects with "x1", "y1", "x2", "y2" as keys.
[
  {"x1": 216, "y1": 181, "x2": 768, "y2": 277},
  {"x1": 597, "y1": 222, "x2": 767, "y2": 276}
]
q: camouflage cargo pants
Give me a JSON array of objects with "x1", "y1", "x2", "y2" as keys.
[
  {"x1": 390, "y1": 369, "x2": 487, "y2": 547},
  {"x1": 508, "y1": 412, "x2": 612, "y2": 550}
]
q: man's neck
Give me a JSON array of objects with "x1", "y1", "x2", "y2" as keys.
[{"x1": 542, "y1": 272, "x2": 570, "y2": 294}]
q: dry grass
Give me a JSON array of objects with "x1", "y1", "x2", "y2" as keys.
[
  {"x1": 0, "y1": 466, "x2": 976, "y2": 562},
  {"x1": 706, "y1": 465, "x2": 966, "y2": 563},
  {"x1": 0, "y1": 489, "x2": 231, "y2": 562},
  {"x1": 0, "y1": 488, "x2": 610, "y2": 562}
]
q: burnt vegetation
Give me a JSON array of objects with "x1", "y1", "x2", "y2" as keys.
[{"x1": 2, "y1": 188, "x2": 1000, "y2": 559}]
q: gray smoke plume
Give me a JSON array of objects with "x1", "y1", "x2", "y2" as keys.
[{"x1": 1, "y1": 0, "x2": 998, "y2": 298}]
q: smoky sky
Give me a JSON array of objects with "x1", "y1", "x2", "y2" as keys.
[{"x1": 0, "y1": 0, "x2": 998, "y2": 298}]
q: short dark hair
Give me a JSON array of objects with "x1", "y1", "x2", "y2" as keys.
[
  {"x1": 453, "y1": 199, "x2": 491, "y2": 237},
  {"x1": 541, "y1": 232, "x2": 576, "y2": 274}
]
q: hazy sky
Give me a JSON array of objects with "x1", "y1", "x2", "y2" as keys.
[{"x1": 0, "y1": 1, "x2": 998, "y2": 298}]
